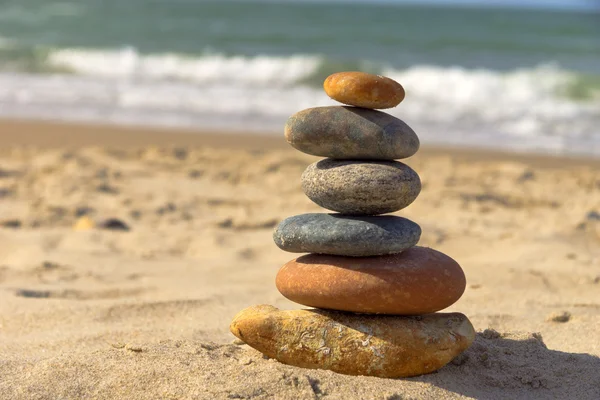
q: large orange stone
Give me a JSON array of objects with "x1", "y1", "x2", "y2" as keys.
[
  {"x1": 276, "y1": 247, "x2": 466, "y2": 315},
  {"x1": 230, "y1": 305, "x2": 475, "y2": 378},
  {"x1": 323, "y1": 71, "x2": 405, "y2": 109}
]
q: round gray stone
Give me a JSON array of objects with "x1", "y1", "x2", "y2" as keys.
[
  {"x1": 284, "y1": 106, "x2": 419, "y2": 160},
  {"x1": 273, "y1": 213, "x2": 421, "y2": 256},
  {"x1": 301, "y1": 159, "x2": 421, "y2": 215}
]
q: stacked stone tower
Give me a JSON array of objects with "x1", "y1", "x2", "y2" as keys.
[{"x1": 230, "y1": 72, "x2": 475, "y2": 378}]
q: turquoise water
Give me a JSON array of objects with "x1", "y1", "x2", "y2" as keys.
[{"x1": 1, "y1": 0, "x2": 599, "y2": 156}]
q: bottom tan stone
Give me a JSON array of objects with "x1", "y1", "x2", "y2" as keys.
[{"x1": 230, "y1": 305, "x2": 475, "y2": 378}]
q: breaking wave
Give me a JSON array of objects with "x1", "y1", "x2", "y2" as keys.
[{"x1": 1, "y1": 46, "x2": 599, "y2": 156}]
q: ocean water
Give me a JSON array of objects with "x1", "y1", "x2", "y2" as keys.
[{"x1": 0, "y1": 0, "x2": 599, "y2": 156}]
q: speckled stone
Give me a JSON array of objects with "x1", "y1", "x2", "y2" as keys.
[
  {"x1": 284, "y1": 106, "x2": 419, "y2": 160},
  {"x1": 276, "y1": 247, "x2": 466, "y2": 315},
  {"x1": 323, "y1": 71, "x2": 405, "y2": 109},
  {"x1": 230, "y1": 304, "x2": 475, "y2": 378},
  {"x1": 301, "y1": 159, "x2": 421, "y2": 215},
  {"x1": 273, "y1": 213, "x2": 421, "y2": 256}
]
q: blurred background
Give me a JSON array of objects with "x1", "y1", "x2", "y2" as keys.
[
  {"x1": 2, "y1": 3, "x2": 600, "y2": 396},
  {"x1": 0, "y1": 0, "x2": 599, "y2": 156}
]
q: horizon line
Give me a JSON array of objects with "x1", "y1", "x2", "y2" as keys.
[{"x1": 230, "y1": 0, "x2": 600, "y2": 12}]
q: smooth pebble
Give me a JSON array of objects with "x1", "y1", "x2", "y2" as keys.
[
  {"x1": 302, "y1": 159, "x2": 421, "y2": 215},
  {"x1": 285, "y1": 106, "x2": 419, "y2": 159},
  {"x1": 273, "y1": 213, "x2": 420, "y2": 256},
  {"x1": 276, "y1": 247, "x2": 466, "y2": 315},
  {"x1": 324, "y1": 71, "x2": 405, "y2": 109}
]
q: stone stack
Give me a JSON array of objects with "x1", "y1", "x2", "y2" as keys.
[{"x1": 230, "y1": 72, "x2": 475, "y2": 378}]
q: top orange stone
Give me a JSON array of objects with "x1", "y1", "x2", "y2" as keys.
[{"x1": 323, "y1": 71, "x2": 405, "y2": 109}]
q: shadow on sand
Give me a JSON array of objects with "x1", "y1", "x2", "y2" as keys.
[{"x1": 412, "y1": 329, "x2": 600, "y2": 400}]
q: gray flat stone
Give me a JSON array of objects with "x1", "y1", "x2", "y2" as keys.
[
  {"x1": 284, "y1": 106, "x2": 419, "y2": 160},
  {"x1": 302, "y1": 159, "x2": 421, "y2": 215},
  {"x1": 273, "y1": 213, "x2": 421, "y2": 256}
]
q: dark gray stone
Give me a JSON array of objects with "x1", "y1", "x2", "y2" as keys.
[
  {"x1": 98, "y1": 218, "x2": 130, "y2": 231},
  {"x1": 284, "y1": 106, "x2": 419, "y2": 160},
  {"x1": 273, "y1": 213, "x2": 421, "y2": 256},
  {"x1": 302, "y1": 159, "x2": 421, "y2": 215}
]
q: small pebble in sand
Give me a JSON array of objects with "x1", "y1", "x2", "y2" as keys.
[
  {"x1": 98, "y1": 218, "x2": 130, "y2": 231},
  {"x1": 0, "y1": 219, "x2": 22, "y2": 228},
  {"x1": 546, "y1": 311, "x2": 572, "y2": 323},
  {"x1": 586, "y1": 210, "x2": 600, "y2": 221},
  {"x1": 72, "y1": 216, "x2": 96, "y2": 231},
  {"x1": 125, "y1": 344, "x2": 144, "y2": 352}
]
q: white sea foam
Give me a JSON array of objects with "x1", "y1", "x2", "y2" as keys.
[
  {"x1": 2, "y1": 48, "x2": 599, "y2": 157},
  {"x1": 383, "y1": 64, "x2": 599, "y2": 139},
  {"x1": 47, "y1": 47, "x2": 323, "y2": 86}
]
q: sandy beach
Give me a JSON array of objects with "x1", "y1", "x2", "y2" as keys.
[{"x1": 1, "y1": 118, "x2": 599, "y2": 399}]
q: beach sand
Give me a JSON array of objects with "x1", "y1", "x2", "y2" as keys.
[{"x1": 1, "y1": 119, "x2": 599, "y2": 399}]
